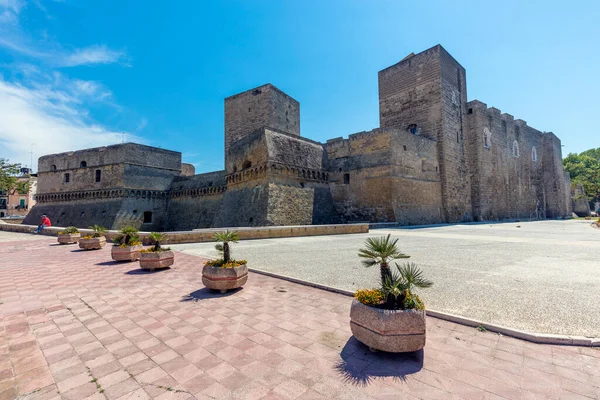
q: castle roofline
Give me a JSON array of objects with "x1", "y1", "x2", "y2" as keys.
[
  {"x1": 38, "y1": 142, "x2": 181, "y2": 160},
  {"x1": 224, "y1": 83, "x2": 297, "y2": 103},
  {"x1": 379, "y1": 44, "x2": 464, "y2": 74}
]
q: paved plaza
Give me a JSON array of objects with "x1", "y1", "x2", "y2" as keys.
[
  {"x1": 0, "y1": 232, "x2": 599, "y2": 399},
  {"x1": 174, "y1": 220, "x2": 600, "y2": 338}
]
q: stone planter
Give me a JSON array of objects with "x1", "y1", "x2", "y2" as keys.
[
  {"x1": 78, "y1": 236, "x2": 106, "y2": 250},
  {"x1": 139, "y1": 251, "x2": 174, "y2": 271},
  {"x1": 202, "y1": 263, "x2": 248, "y2": 293},
  {"x1": 58, "y1": 233, "x2": 80, "y2": 245},
  {"x1": 111, "y1": 245, "x2": 143, "y2": 262},
  {"x1": 349, "y1": 299, "x2": 426, "y2": 353}
]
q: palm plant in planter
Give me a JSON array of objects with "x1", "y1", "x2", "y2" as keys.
[
  {"x1": 57, "y1": 226, "x2": 80, "y2": 245},
  {"x1": 139, "y1": 232, "x2": 174, "y2": 270},
  {"x1": 351, "y1": 234, "x2": 433, "y2": 353},
  {"x1": 111, "y1": 226, "x2": 143, "y2": 262},
  {"x1": 78, "y1": 225, "x2": 107, "y2": 250},
  {"x1": 202, "y1": 230, "x2": 248, "y2": 293}
]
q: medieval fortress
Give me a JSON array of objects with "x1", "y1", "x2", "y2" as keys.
[{"x1": 25, "y1": 45, "x2": 572, "y2": 230}]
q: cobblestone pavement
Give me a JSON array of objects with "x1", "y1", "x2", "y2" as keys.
[
  {"x1": 1, "y1": 233, "x2": 599, "y2": 400},
  {"x1": 174, "y1": 220, "x2": 600, "y2": 337}
]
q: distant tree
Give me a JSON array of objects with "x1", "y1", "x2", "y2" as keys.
[
  {"x1": 563, "y1": 148, "x2": 600, "y2": 208},
  {"x1": 0, "y1": 158, "x2": 22, "y2": 194}
]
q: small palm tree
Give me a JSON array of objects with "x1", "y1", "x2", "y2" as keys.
[
  {"x1": 148, "y1": 232, "x2": 167, "y2": 251},
  {"x1": 88, "y1": 225, "x2": 107, "y2": 238},
  {"x1": 358, "y1": 234, "x2": 409, "y2": 283},
  {"x1": 214, "y1": 230, "x2": 239, "y2": 263},
  {"x1": 381, "y1": 263, "x2": 433, "y2": 309},
  {"x1": 116, "y1": 226, "x2": 140, "y2": 246}
]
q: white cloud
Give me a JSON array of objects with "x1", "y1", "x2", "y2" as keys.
[
  {"x1": 0, "y1": 77, "x2": 141, "y2": 170},
  {"x1": 0, "y1": 1, "x2": 141, "y2": 169},
  {"x1": 60, "y1": 45, "x2": 128, "y2": 67}
]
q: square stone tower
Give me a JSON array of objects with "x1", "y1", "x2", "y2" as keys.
[
  {"x1": 224, "y1": 83, "x2": 300, "y2": 171},
  {"x1": 378, "y1": 45, "x2": 472, "y2": 222}
]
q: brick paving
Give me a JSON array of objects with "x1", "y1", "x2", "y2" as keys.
[{"x1": 0, "y1": 234, "x2": 599, "y2": 400}]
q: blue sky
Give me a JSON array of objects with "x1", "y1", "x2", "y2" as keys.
[{"x1": 1, "y1": 0, "x2": 598, "y2": 173}]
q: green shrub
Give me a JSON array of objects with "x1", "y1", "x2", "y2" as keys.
[
  {"x1": 59, "y1": 226, "x2": 79, "y2": 234},
  {"x1": 205, "y1": 259, "x2": 247, "y2": 268},
  {"x1": 84, "y1": 225, "x2": 106, "y2": 238}
]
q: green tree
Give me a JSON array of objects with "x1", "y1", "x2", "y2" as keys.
[
  {"x1": 563, "y1": 149, "x2": 600, "y2": 208},
  {"x1": 0, "y1": 159, "x2": 22, "y2": 194}
]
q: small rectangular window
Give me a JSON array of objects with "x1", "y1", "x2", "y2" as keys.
[
  {"x1": 343, "y1": 173, "x2": 350, "y2": 185},
  {"x1": 64, "y1": 173, "x2": 70, "y2": 183},
  {"x1": 95, "y1": 169, "x2": 101, "y2": 182},
  {"x1": 143, "y1": 211, "x2": 152, "y2": 223}
]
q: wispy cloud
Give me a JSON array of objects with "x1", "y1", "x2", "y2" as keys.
[
  {"x1": 0, "y1": 1, "x2": 141, "y2": 168},
  {"x1": 0, "y1": 3, "x2": 129, "y2": 67},
  {"x1": 61, "y1": 45, "x2": 128, "y2": 67},
  {"x1": 0, "y1": 75, "x2": 142, "y2": 168}
]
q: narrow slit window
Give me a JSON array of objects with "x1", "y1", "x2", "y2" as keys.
[
  {"x1": 343, "y1": 173, "x2": 350, "y2": 185},
  {"x1": 95, "y1": 169, "x2": 101, "y2": 182},
  {"x1": 64, "y1": 173, "x2": 70, "y2": 183}
]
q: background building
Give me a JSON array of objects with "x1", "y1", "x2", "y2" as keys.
[{"x1": 0, "y1": 168, "x2": 37, "y2": 219}]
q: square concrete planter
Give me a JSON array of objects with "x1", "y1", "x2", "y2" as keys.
[
  {"x1": 111, "y1": 245, "x2": 143, "y2": 262},
  {"x1": 139, "y1": 250, "x2": 174, "y2": 271},
  {"x1": 349, "y1": 299, "x2": 426, "y2": 353},
  {"x1": 202, "y1": 263, "x2": 248, "y2": 293},
  {"x1": 58, "y1": 233, "x2": 80, "y2": 245},
  {"x1": 78, "y1": 236, "x2": 106, "y2": 250}
]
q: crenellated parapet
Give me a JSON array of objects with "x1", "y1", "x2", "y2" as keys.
[
  {"x1": 36, "y1": 188, "x2": 170, "y2": 203},
  {"x1": 169, "y1": 185, "x2": 227, "y2": 198},
  {"x1": 225, "y1": 161, "x2": 329, "y2": 186}
]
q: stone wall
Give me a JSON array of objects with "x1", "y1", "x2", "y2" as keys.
[
  {"x1": 165, "y1": 171, "x2": 227, "y2": 230},
  {"x1": 465, "y1": 101, "x2": 545, "y2": 220},
  {"x1": 326, "y1": 128, "x2": 442, "y2": 224},
  {"x1": 542, "y1": 133, "x2": 571, "y2": 218},
  {"x1": 0, "y1": 221, "x2": 369, "y2": 243},
  {"x1": 23, "y1": 195, "x2": 168, "y2": 231}
]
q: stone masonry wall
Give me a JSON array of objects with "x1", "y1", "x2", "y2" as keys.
[
  {"x1": 465, "y1": 101, "x2": 544, "y2": 220},
  {"x1": 326, "y1": 128, "x2": 442, "y2": 224},
  {"x1": 438, "y1": 47, "x2": 472, "y2": 222},
  {"x1": 164, "y1": 171, "x2": 227, "y2": 230}
]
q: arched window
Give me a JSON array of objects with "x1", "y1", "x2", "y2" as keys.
[
  {"x1": 80, "y1": 161, "x2": 87, "y2": 168},
  {"x1": 407, "y1": 124, "x2": 420, "y2": 135},
  {"x1": 51, "y1": 165, "x2": 57, "y2": 171},
  {"x1": 242, "y1": 160, "x2": 252, "y2": 170},
  {"x1": 532, "y1": 147, "x2": 538, "y2": 162},
  {"x1": 483, "y1": 128, "x2": 491, "y2": 149},
  {"x1": 512, "y1": 140, "x2": 520, "y2": 158}
]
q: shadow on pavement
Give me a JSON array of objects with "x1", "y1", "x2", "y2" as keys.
[
  {"x1": 335, "y1": 337, "x2": 423, "y2": 386},
  {"x1": 181, "y1": 287, "x2": 243, "y2": 302},
  {"x1": 96, "y1": 260, "x2": 121, "y2": 266},
  {"x1": 125, "y1": 267, "x2": 171, "y2": 275}
]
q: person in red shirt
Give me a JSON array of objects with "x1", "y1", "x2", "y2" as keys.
[{"x1": 34, "y1": 214, "x2": 51, "y2": 234}]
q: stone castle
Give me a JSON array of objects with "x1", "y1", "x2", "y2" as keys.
[{"x1": 24, "y1": 45, "x2": 573, "y2": 230}]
